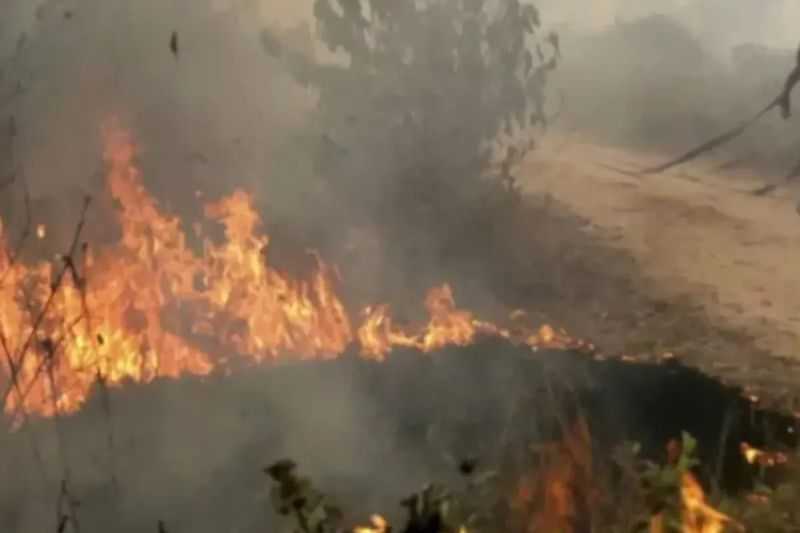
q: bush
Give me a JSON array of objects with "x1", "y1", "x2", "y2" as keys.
[{"x1": 262, "y1": 0, "x2": 559, "y2": 270}]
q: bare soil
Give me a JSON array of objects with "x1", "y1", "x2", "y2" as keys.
[{"x1": 513, "y1": 135, "x2": 800, "y2": 416}]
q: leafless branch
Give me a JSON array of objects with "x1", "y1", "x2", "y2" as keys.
[
  {"x1": 640, "y1": 99, "x2": 776, "y2": 176},
  {"x1": 640, "y1": 41, "x2": 800, "y2": 186}
]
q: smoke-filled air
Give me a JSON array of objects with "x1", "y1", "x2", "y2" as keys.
[{"x1": 2, "y1": 1, "x2": 800, "y2": 532}]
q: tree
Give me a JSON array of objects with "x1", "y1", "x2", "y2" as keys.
[{"x1": 262, "y1": 0, "x2": 558, "y2": 270}]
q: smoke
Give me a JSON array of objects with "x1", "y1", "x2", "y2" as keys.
[
  {"x1": 2, "y1": 0, "x2": 800, "y2": 531},
  {"x1": 0, "y1": 2, "x2": 543, "y2": 530},
  {"x1": 0, "y1": 0, "x2": 315, "y2": 234},
  {"x1": 540, "y1": 0, "x2": 800, "y2": 173},
  {"x1": 0, "y1": 1, "x2": 395, "y2": 530},
  {"x1": 3, "y1": 0, "x2": 799, "y2": 250},
  {"x1": 0, "y1": 344, "x2": 566, "y2": 532},
  {"x1": 539, "y1": 0, "x2": 798, "y2": 50}
]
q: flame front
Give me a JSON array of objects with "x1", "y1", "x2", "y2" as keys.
[{"x1": 0, "y1": 124, "x2": 573, "y2": 420}]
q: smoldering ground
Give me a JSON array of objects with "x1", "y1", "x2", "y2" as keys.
[{"x1": 2, "y1": 341, "x2": 786, "y2": 533}]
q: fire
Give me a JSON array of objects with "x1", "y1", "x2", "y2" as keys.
[
  {"x1": 358, "y1": 290, "x2": 574, "y2": 360},
  {"x1": 513, "y1": 417, "x2": 598, "y2": 533},
  {"x1": 740, "y1": 442, "x2": 787, "y2": 467},
  {"x1": 353, "y1": 514, "x2": 389, "y2": 533},
  {"x1": 357, "y1": 285, "x2": 477, "y2": 360},
  {"x1": 0, "y1": 123, "x2": 575, "y2": 421},
  {"x1": 680, "y1": 472, "x2": 742, "y2": 533}
]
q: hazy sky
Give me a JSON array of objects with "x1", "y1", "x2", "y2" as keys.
[
  {"x1": 3, "y1": 0, "x2": 798, "y2": 61},
  {"x1": 539, "y1": 0, "x2": 798, "y2": 52}
]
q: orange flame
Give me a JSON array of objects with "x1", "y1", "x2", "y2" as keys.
[
  {"x1": 358, "y1": 289, "x2": 574, "y2": 361},
  {"x1": 513, "y1": 417, "x2": 598, "y2": 533},
  {"x1": 0, "y1": 123, "x2": 576, "y2": 421},
  {"x1": 740, "y1": 442, "x2": 787, "y2": 467},
  {"x1": 353, "y1": 514, "x2": 389, "y2": 533},
  {"x1": 680, "y1": 472, "x2": 742, "y2": 533}
]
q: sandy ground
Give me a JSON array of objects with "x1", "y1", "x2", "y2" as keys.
[{"x1": 523, "y1": 136, "x2": 800, "y2": 366}]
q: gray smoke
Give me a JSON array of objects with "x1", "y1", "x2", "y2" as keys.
[
  {"x1": 542, "y1": 0, "x2": 800, "y2": 173},
  {"x1": 2, "y1": 1, "x2": 799, "y2": 531}
]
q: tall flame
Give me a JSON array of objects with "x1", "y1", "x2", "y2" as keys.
[{"x1": 0, "y1": 123, "x2": 575, "y2": 420}]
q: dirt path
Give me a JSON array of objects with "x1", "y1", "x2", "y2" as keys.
[{"x1": 521, "y1": 136, "x2": 800, "y2": 407}]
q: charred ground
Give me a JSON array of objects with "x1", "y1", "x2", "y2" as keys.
[{"x1": 1, "y1": 341, "x2": 795, "y2": 532}]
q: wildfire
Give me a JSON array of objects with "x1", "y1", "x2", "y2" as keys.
[
  {"x1": 0, "y1": 123, "x2": 576, "y2": 421},
  {"x1": 513, "y1": 416, "x2": 599, "y2": 533},
  {"x1": 680, "y1": 472, "x2": 742, "y2": 533}
]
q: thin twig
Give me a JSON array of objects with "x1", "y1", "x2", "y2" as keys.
[
  {"x1": 711, "y1": 404, "x2": 736, "y2": 498},
  {"x1": 56, "y1": 478, "x2": 82, "y2": 533},
  {"x1": 0, "y1": 327, "x2": 51, "y2": 489},
  {"x1": 1, "y1": 197, "x2": 91, "y2": 412},
  {"x1": 69, "y1": 242, "x2": 120, "y2": 490},
  {"x1": 6, "y1": 315, "x2": 85, "y2": 417}
]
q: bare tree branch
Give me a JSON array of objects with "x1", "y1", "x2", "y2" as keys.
[{"x1": 640, "y1": 41, "x2": 800, "y2": 185}]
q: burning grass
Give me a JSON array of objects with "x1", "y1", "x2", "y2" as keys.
[
  {"x1": 1, "y1": 341, "x2": 799, "y2": 532},
  {"x1": 3, "y1": 3, "x2": 798, "y2": 531},
  {"x1": 0, "y1": 123, "x2": 579, "y2": 421},
  {"x1": 3, "y1": 124, "x2": 800, "y2": 532},
  {"x1": 262, "y1": 354, "x2": 800, "y2": 533},
  {"x1": 2, "y1": 125, "x2": 800, "y2": 531}
]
